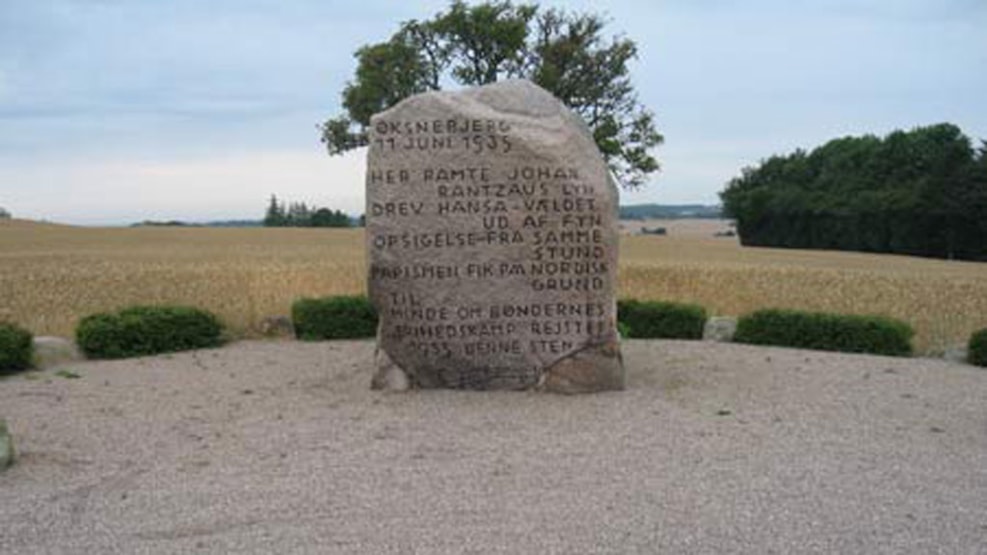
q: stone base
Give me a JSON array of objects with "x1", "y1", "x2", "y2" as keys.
[
  {"x1": 371, "y1": 340, "x2": 624, "y2": 394},
  {"x1": 539, "y1": 340, "x2": 624, "y2": 394},
  {"x1": 370, "y1": 348, "x2": 410, "y2": 391}
]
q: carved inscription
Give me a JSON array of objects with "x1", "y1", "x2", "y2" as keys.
[{"x1": 367, "y1": 80, "x2": 622, "y2": 391}]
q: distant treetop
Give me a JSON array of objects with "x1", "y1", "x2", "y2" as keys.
[{"x1": 263, "y1": 195, "x2": 351, "y2": 228}]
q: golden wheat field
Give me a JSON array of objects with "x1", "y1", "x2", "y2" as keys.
[{"x1": 2, "y1": 218, "x2": 986, "y2": 354}]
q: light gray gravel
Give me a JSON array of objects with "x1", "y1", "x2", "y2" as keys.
[{"x1": 1, "y1": 339, "x2": 986, "y2": 554}]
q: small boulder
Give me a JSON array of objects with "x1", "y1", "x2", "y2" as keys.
[
  {"x1": 259, "y1": 316, "x2": 294, "y2": 338},
  {"x1": 32, "y1": 336, "x2": 83, "y2": 369},
  {"x1": 703, "y1": 316, "x2": 738, "y2": 343},
  {"x1": 942, "y1": 345, "x2": 968, "y2": 364},
  {"x1": 0, "y1": 419, "x2": 14, "y2": 471}
]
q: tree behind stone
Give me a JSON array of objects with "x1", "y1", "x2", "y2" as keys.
[{"x1": 319, "y1": 0, "x2": 663, "y2": 189}]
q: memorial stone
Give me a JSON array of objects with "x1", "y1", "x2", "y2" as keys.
[{"x1": 367, "y1": 80, "x2": 623, "y2": 393}]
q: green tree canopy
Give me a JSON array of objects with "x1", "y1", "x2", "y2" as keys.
[
  {"x1": 720, "y1": 123, "x2": 987, "y2": 261},
  {"x1": 320, "y1": 0, "x2": 663, "y2": 189}
]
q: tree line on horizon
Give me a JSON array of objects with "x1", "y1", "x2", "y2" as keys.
[
  {"x1": 618, "y1": 204, "x2": 721, "y2": 220},
  {"x1": 263, "y1": 195, "x2": 355, "y2": 228},
  {"x1": 720, "y1": 123, "x2": 987, "y2": 261}
]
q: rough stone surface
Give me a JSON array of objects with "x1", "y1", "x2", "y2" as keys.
[
  {"x1": 0, "y1": 419, "x2": 13, "y2": 471},
  {"x1": 366, "y1": 80, "x2": 623, "y2": 392},
  {"x1": 31, "y1": 336, "x2": 83, "y2": 369},
  {"x1": 703, "y1": 316, "x2": 738, "y2": 343}
]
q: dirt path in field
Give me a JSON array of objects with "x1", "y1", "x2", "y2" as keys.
[{"x1": 1, "y1": 340, "x2": 986, "y2": 554}]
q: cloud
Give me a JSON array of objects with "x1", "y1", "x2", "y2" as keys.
[{"x1": 1, "y1": 0, "x2": 986, "y2": 221}]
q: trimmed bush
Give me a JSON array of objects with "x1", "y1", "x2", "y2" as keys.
[
  {"x1": 0, "y1": 322, "x2": 33, "y2": 373},
  {"x1": 617, "y1": 299, "x2": 707, "y2": 339},
  {"x1": 292, "y1": 295, "x2": 377, "y2": 340},
  {"x1": 734, "y1": 309, "x2": 913, "y2": 356},
  {"x1": 76, "y1": 305, "x2": 224, "y2": 359},
  {"x1": 969, "y1": 328, "x2": 987, "y2": 367}
]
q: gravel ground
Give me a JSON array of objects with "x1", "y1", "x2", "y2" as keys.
[{"x1": 1, "y1": 339, "x2": 986, "y2": 554}]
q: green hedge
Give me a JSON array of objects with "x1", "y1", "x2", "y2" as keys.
[
  {"x1": 0, "y1": 322, "x2": 33, "y2": 373},
  {"x1": 734, "y1": 309, "x2": 913, "y2": 356},
  {"x1": 969, "y1": 328, "x2": 987, "y2": 367},
  {"x1": 76, "y1": 305, "x2": 224, "y2": 359},
  {"x1": 292, "y1": 295, "x2": 377, "y2": 340},
  {"x1": 617, "y1": 299, "x2": 707, "y2": 339}
]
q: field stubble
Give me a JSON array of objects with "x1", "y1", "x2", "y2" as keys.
[
  {"x1": 0, "y1": 222, "x2": 363, "y2": 339},
  {"x1": 2, "y1": 219, "x2": 986, "y2": 354}
]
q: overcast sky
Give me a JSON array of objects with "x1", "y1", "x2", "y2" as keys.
[{"x1": 1, "y1": 1, "x2": 985, "y2": 225}]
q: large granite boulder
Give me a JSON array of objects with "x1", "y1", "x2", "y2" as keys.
[{"x1": 366, "y1": 80, "x2": 623, "y2": 393}]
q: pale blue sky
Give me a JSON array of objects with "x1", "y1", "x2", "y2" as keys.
[{"x1": 1, "y1": 0, "x2": 985, "y2": 224}]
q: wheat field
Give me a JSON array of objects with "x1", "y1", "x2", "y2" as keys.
[{"x1": 2, "y1": 218, "x2": 986, "y2": 354}]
